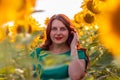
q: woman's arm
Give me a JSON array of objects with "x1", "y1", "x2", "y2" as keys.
[
  {"x1": 68, "y1": 32, "x2": 86, "y2": 80},
  {"x1": 69, "y1": 60, "x2": 86, "y2": 80},
  {"x1": 68, "y1": 49, "x2": 86, "y2": 80}
]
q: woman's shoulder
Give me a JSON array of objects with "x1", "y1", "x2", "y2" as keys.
[
  {"x1": 30, "y1": 47, "x2": 44, "y2": 58},
  {"x1": 78, "y1": 48, "x2": 87, "y2": 55},
  {"x1": 63, "y1": 49, "x2": 86, "y2": 55},
  {"x1": 33, "y1": 47, "x2": 43, "y2": 54},
  {"x1": 77, "y1": 48, "x2": 86, "y2": 52},
  {"x1": 78, "y1": 48, "x2": 89, "y2": 69},
  {"x1": 36, "y1": 47, "x2": 43, "y2": 52},
  {"x1": 76, "y1": 48, "x2": 89, "y2": 64}
]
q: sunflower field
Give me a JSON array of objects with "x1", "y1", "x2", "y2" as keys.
[{"x1": 0, "y1": 0, "x2": 120, "y2": 80}]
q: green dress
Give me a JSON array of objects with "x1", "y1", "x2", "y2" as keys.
[{"x1": 30, "y1": 48, "x2": 88, "y2": 80}]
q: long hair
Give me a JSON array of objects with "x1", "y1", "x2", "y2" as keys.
[
  {"x1": 40, "y1": 14, "x2": 80, "y2": 50},
  {"x1": 40, "y1": 13, "x2": 90, "y2": 72}
]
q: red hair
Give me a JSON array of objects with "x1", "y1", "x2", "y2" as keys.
[
  {"x1": 40, "y1": 14, "x2": 80, "y2": 50},
  {"x1": 40, "y1": 13, "x2": 89, "y2": 71}
]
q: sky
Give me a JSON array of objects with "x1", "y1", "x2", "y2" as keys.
[{"x1": 31, "y1": 0, "x2": 83, "y2": 26}]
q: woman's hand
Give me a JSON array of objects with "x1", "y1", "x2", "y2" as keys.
[
  {"x1": 70, "y1": 31, "x2": 79, "y2": 49},
  {"x1": 70, "y1": 31, "x2": 79, "y2": 57},
  {"x1": 69, "y1": 32, "x2": 86, "y2": 80}
]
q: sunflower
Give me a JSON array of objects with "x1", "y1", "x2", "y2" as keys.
[
  {"x1": 81, "y1": 0, "x2": 105, "y2": 14},
  {"x1": 0, "y1": 0, "x2": 36, "y2": 25},
  {"x1": 73, "y1": 0, "x2": 103, "y2": 28},
  {"x1": 73, "y1": 10, "x2": 96, "y2": 30},
  {"x1": 9, "y1": 16, "x2": 46, "y2": 49},
  {"x1": 96, "y1": 0, "x2": 120, "y2": 59},
  {"x1": 11, "y1": 16, "x2": 42, "y2": 34}
]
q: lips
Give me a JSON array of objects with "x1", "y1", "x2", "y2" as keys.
[{"x1": 55, "y1": 37, "x2": 63, "y2": 40}]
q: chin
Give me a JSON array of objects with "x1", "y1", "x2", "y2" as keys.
[{"x1": 54, "y1": 41, "x2": 65, "y2": 45}]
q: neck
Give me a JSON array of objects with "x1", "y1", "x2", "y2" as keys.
[{"x1": 49, "y1": 44, "x2": 70, "y2": 54}]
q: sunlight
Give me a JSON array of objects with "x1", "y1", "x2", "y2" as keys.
[{"x1": 32, "y1": 0, "x2": 83, "y2": 26}]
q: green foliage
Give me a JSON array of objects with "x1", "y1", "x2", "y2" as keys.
[
  {"x1": 0, "y1": 24, "x2": 120, "y2": 80},
  {"x1": 78, "y1": 26, "x2": 120, "y2": 80},
  {"x1": 0, "y1": 31, "x2": 43, "y2": 80},
  {"x1": 41, "y1": 52, "x2": 72, "y2": 69}
]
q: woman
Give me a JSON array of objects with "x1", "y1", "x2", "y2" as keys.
[{"x1": 30, "y1": 14, "x2": 89, "y2": 80}]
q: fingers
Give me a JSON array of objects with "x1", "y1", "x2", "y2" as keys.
[{"x1": 71, "y1": 31, "x2": 79, "y2": 42}]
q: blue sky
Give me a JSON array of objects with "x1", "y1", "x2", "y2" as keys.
[{"x1": 32, "y1": 0, "x2": 83, "y2": 26}]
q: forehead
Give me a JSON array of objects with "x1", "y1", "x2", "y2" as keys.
[{"x1": 52, "y1": 19, "x2": 65, "y2": 27}]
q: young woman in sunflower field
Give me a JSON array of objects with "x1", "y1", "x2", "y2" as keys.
[{"x1": 30, "y1": 14, "x2": 89, "y2": 80}]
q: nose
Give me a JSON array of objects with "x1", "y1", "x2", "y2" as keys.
[{"x1": 56, "y1": 30, "x2": 61, "y2": 35}]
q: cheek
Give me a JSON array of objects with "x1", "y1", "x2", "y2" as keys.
[
  {"x1": 50, "y1": 32, "x2": 54, "y2": 39},
  {"x1": 64, "y1": 32, "x2": 69, "y2": 39}
]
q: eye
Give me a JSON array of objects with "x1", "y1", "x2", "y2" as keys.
[
  {"x1": 51, "y1": 27, "x2": 57, "y2": 31},
  {"x1": 60, "y1": 27, "x2": 67, "y2": 31}
]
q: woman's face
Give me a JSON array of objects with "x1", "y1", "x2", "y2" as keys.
[{"x1": 50, "y1": 19, "x2": 69, "y2": 45}]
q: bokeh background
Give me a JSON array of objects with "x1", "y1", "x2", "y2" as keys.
[{"x1": 0, "y1": 0, "x2": 120, "y2": 80}]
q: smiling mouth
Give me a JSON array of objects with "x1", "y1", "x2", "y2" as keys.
[{"x1": 55, "y1": 37, "x2": 63, "y2": 40}]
